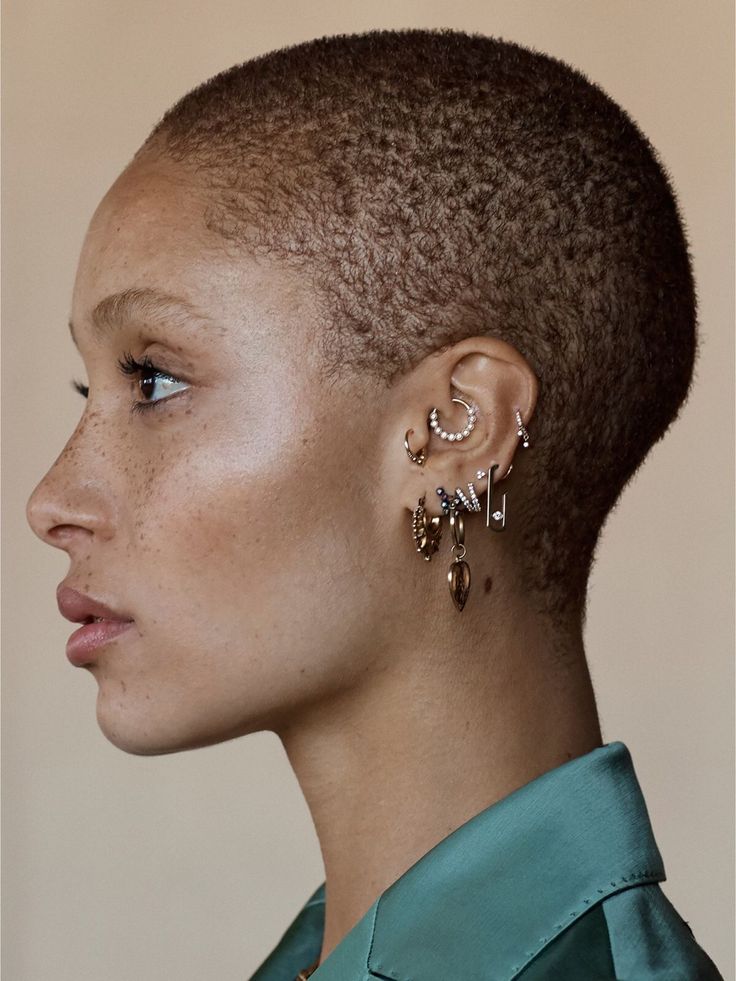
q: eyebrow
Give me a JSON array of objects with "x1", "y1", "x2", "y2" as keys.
[{"x1": 68, "y1": 286, "x2": 223, "y2": 346}]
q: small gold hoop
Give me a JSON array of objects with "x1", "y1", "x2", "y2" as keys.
[{"x1": 404, "y1": 428, "x2": 426, "y2": 466}]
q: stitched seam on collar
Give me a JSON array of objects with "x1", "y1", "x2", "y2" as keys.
[
  {"x1": 366, "y1": 897, "x2": 394, "y2": 979},
  {"x1": 508, "y1": 866, "x2": 665, "y2": 979}
]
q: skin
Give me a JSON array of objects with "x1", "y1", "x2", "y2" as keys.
[{"x1": 26, "y1": 154, "x2": 603, "y2": 966}]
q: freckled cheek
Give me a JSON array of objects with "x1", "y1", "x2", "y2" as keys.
[{"x1": 127, "y1": 435, "x2": 332, "y2": 619}]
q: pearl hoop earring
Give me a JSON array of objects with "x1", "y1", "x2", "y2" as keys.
[{"x1": 427, "y1": 398, "x2": 479, "y2": 442}]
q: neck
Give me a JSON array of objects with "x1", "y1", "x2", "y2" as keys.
[{"x1": 277, "y1": 607, "x2": 602, "y2": 966}]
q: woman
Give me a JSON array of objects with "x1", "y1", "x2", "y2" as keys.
[{"x1": 25, "y1": 27, "x2": 724, "y2": 980}]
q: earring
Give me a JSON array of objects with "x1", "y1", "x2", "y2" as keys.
[
  {"x1": 447, "y1": 503, "x2": 471, "y2": 612},
  {"x1": 428, "y1": 397, "x2": 479, "y2": 442},
  {"x1": 404, "y1": 428, "x2": 427, "y2": 466},
  {"x1": 468, "y1": 407, "x2": 530, "y2": 524},
  {"x1": 412, "y1": 494, "x2": 442, "y2": 560},
  {"x1": 484, "y1": 463, "x2": 507, "y2": 531},
  {"x1": 453, "y1": 480, "x2": 482, "y2": 513},
  {"x1": 406, "y1": 403, "x2": 531, "y2": 607},
  {"x1": 515, "y1": 408, "x2": 530, "y2": 448}
]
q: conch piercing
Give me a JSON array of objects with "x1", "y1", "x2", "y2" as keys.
[
  {"x1": 404, "y1": 428, "x2": 427, "y2": 466},
  {"x1": 428, "y1": 397, "x2": 479, "y2": 442}
]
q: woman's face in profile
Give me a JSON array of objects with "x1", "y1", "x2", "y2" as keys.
[{"x1": 25, "y1": 154, "x2": 393, "y2": 754}]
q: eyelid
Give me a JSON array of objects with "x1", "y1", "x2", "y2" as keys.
[
  {"x1": 116, "y1": 350, "x2": 190, "y2": 414},
  {"x1": 70, "y1": 351, "x2": 190, "y2": 411}
]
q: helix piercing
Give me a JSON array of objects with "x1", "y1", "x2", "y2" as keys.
[{"x1": 515, "y1": 408, "x2": 530, "y2": 448}]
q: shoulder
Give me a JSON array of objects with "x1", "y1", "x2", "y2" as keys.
[{"x1": 514, "y1": 882, "x2": 723, "y2": 980}]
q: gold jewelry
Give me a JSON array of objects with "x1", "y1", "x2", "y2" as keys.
[
  {"x1": 404, "y1": 428, "x2": 426, "y2": 466},
  {"x1": 412, "y1": 494, "x2": 442, "y2": 560},
  {"x1": 447, "y1": 504, "x2": 471, "y2": 612},
  {"x1": 295, "y1": 956, "x2": 320, "y2": 979},
  {"x1": 405, "y1": 401, "x2": 532, "y2": 611}
]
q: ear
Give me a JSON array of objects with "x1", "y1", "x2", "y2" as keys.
[{"x1": 390, "y1": 336, "x2": 539, "y2": 518}]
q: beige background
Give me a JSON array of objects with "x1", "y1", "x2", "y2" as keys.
[{"x1": 2, "y1": 1, "x2": 734, "y2": 979}]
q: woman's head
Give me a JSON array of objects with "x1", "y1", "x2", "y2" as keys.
[{"x1": 26, "y1": 28, "x2": 697, "y2": 755}]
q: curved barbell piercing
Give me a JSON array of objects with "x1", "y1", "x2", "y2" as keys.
[{"x1": 428, "y1": 398, "x2": 479, "y2": 442}]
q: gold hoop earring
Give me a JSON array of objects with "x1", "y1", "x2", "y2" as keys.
[
  {"x1": 404, "y1": 428, "x2": 426, "y2": 466},
  {"x1": 412, "y1": 494, "x2": 442, "y2": 559}
]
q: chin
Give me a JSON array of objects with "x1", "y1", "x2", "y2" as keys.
[{"x1": 94, "y1": 690, "x2": 261, "y2": 756}]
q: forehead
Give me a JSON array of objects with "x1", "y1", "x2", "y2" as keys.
[
  {"x1": 70, "y1": 156, "x2": 316, "y2": 344},
  {"x1": 72, "y1": 158, "x2": 216, "y2": 304}
]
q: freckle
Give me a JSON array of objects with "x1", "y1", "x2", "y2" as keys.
[{"x1": 483, "y1": 577, "x2": 492, "y2": 593}]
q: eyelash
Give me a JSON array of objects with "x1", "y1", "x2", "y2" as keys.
[{"x1": 71, "y1": 351, "x2": 186, "y2": 415}]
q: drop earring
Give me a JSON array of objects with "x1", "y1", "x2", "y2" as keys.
[{"x1": 447, "y1": 503, "x2": 471, "y2": 612}]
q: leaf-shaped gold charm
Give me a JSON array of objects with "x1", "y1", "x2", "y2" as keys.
[{"x1": 448, "y1": 559, "x2": 471, "y2": 612}]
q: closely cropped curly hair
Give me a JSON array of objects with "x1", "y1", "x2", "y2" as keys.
[{"x1": 136, "y1": 28, "x2": 698, "y2": 626}]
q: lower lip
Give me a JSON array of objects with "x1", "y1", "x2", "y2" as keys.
[{"x1": 66, "y1": 620, "x2": 135, "y2": 666}]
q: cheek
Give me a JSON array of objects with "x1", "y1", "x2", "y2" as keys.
[{"x1": 102, "y1": 420, "x2": 382, "y2": 749}]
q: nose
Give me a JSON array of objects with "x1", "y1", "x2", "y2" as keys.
[{"x1": 26, "y1": 437, "x2": 115, "y2": 552}]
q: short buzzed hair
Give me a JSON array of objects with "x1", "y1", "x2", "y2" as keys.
[{"x1": 135, "y1": 28, "x2": 698, "y2": 627}]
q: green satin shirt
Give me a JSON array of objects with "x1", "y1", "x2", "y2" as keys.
[{"x1": 249, "y1": 740, "x2": 723, "y2": 980}]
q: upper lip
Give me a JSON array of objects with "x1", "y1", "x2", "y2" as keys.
[{"x1": 56, "y1": 583, "x2": 134, "y2": 624}]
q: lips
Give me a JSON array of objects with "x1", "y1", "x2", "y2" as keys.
[
  {"x1": 65, "y1": 618, "x2": 135, "y2": 666},
  {"x1": 56, "y1": 583, "x2": 135, "y2": 666},
  {"x1": 56, "y1": 583, "x2": 134, "y2": 625}
]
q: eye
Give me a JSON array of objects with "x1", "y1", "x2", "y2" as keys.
[
  {"x1": 116, "y1": 351, "x2": 189, "y2": 414},
  {"x1": 71, "y1": 351, "x2": 190, "y2": 414}
]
